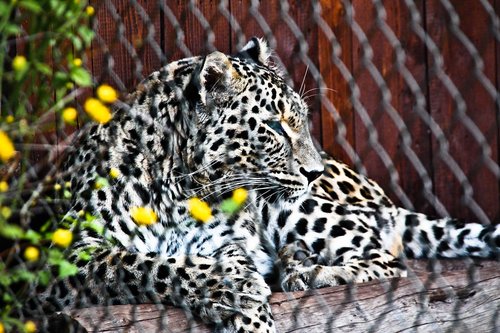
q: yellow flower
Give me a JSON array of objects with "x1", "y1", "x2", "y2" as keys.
[
  {"x1": 0, "y1": 131, "x2": 16, "y2": 162},
  {"x1": 5, "y1": 115, "x2": 14, "y2": 123},
  {"x1": 52, "y1": 228, "x2": 73, "y2": 248},
  {"x1": 73, "y1": 58, "x2": 82, "y2": 67},
  {"x1": 12, "y1": 55, "x2": 27, "y2": 72},
  {"x1": 24, "y1": 320, "x2": 36, "y2": 333},
  {"x1": 53, "y1": 183, "x2": 62, "y2": 191},
  {"x1": 1, "y1": 207, "x2": 11, "y2": 219},
  {"x1": 77, "y1": 210, "x2": 85, "y2": 217},
  {"x1": 188, "y1": 197, "x2": 212, "y2": 223},
  {"x1": 65, "y1": 181, "x2": 71, "y2": 188},
  {"x1": 0, "y1": 181, "x2": 8, "y2": 192},
  {"x1": 232, "y1": 188, "x2": 248, "y2": 205},
  {"x1": 84, "y1": 98, "x2": 112, "y2": 124},
  {"x1": 96, "y1": 84, "x2": 118, "y2": 104},
  {"x1": 109, "y1": 167, "x2": 120, "y2": 179},
  {"x1": 85, "y1": 5, "x2": 95, "y2": 16},
  {"x1": 130, "y1": 206, "x2": 158, "y2": 226},
  {"x1": 62, "y1": 107, "x2": 78, "y2": 124},
  {"x1": 0, "y1": 322, "x2": 4, "y2": 333},
  {"x1": 24, "y1": 246, "x2": 40, "y2": 262}
]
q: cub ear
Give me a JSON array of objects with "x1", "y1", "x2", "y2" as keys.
[
  {"x1": 197, "y1": 51, "x2": 240, "y2": 105},
  {"x1": 236, "y1": 37, "x2": 271, "y2": 66}
]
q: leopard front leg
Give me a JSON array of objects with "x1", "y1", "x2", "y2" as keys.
[
  {"x1": 279, "y1": 241, "x2": 406, "y2": 291},
  {"x1": 28, "y1": 243, "x2": 275, "y2": 332}
]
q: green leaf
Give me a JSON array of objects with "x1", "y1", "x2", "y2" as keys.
[
  {"x1": 70, "y1": 67, "x2": 92, "y2": 87},
  {"x1": 78, "y1": 26, "x2": 95, "y2": 46},
  {"x1": 82, "y1": 219, "x2": 104, "y2": 235},
  {"x1": 24, "y1": 229, "x2": 42, "y2": 244},
  {"x1": 47, "y1": 248, "x2": 63, "y2": 264},
  {"x1": 4, "y1": 23, "x2": 22, "y2": 35},
  {"x1": 0, "y1": 274, "x2": 12, "y2": 286},
  {"x1": 19, "y1": 0, "x2": 42, "y2": 13},
  {"x1": 0, "y1": 224, "x2": 24, "y2": 239},
  {"x1": 78, "y1": 250, "x2": 92, "y2": 261},
  {"x1": 34, "y1": 62, "x2": 52, "y2": 76},
  {"x1": 70, "y1": 35, "x2": 83, "y2": 51},
  {"x1": 58, "y1": 261, "x2": 78, "y2": 278},
  {"x1": 220, "y1": 199, "x2": 240, "y2": 215},
  {"x1": 38, "y1": 271, "x2": 51, "y2": 286},
  {"x1": 94, "y1": 177, "x2": 109, "y2": 189},
  {"x1": 13, "y1": 269, "x2": 36, "y2": 283},
  {"x1": 0, "y1": 2, "x2": 9, "y2": 14},
  {"x1": 63, "y1": 190, "x2": 72, "y2": 199},
  {"x1": 54, "y1": 71, "x2": 69, "y2": 88},
  {"x1": 3, "y1": 291, "x2": 13, "y2": 302}
]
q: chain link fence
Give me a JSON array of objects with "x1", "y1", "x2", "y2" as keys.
[{"x1": 1, "y1": 0, "x2": 499, "y2": 332}]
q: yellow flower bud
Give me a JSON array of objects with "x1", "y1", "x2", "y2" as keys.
[
  {"x1": 12, "y1": 55, "x2": 28, "y2": 72},
  {"x1": 232, "y1": 188, "x2": 248, "y2": 205},
  {"x1": 52, "y1": 228, "x2": 73, "y2": 248},
  {"x1": 5, "y1": 115, "x2": 14, "y2": 123},
  {"x1": 62, "y1": 107, "x2": 78, "y2": 124},
  {"x1": 109, "y1": 168, "x2": 120, "y2": 179},
  {"x1": 24, "y1": 320, "x2": 37, "y2": 333},
  {"x1": 130, "y1": 206, "x2": 158, "y2": 226},
  {"x1": 24, "y1": 246, "x2": 40, "y2": 262},
  {"x1": 96, "y1": 84, "x2": 118, "y2": 104},
  {"x1": 188, "y1": 197, "x2": 212, "y2": 223},
  {"x1": 86, "y1": 5, "x2": 95, "y2": 16},
  {"x1": 84, "y1": 98, "x2": 112, "y2": 124},
  {"x1": 1, "y1": 207, "x2": 11, "y2": 219},
  {"x1": 73, "y1": 58, "x2": 82, "y2": 67},
  {"x1": 0, "y1": 131, "x2": 16, "y2": 162},
  {"x1": 0, "y1": 322, "x2": 4, "y2": 333},
  {"x1": 0, "y1": 181, "x2": 8, "y2": 192},
  {"x1": 53, "y1": 183, "x2": 62, "y2": 191}
]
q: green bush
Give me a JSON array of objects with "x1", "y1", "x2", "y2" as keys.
[{"x1": 0, "y1": 1, "x2": 97, "y2": 331}]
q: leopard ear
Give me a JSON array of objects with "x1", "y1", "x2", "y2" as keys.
[
  {"x1": 236, "y1": 37, "x2": 271, "y2": 66},
  {"x1": 197, "y1": 51, "x2": 240, "y2": 105}
]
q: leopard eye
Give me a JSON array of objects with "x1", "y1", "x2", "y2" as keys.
[{"x1": 266, "y1": 120, "x2": 286, "y2": 136}]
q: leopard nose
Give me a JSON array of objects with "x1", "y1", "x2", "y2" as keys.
[{"x1": 299, "y1": 167, "x2": 323, "y2": 184}]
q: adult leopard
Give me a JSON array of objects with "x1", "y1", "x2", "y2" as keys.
[{"x1": 29, "y1": 38, "x2": 499, "y2": 332}]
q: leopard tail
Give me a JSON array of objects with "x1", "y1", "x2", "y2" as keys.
[{"x1": 393, "y1": 208, "x2": 500, "y2": 259}]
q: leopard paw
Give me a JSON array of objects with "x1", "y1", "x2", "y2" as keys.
[{"x1": 281, "y1": 265, "x2": 351, "y2": 292}]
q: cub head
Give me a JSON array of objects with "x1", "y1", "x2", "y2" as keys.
[{"x1": 187, "y1": 38, "x2": 323, "y2": 201}]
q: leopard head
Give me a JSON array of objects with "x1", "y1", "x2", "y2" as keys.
[{"x1": 187, "y1": 38, "x2": 323, "y2": 201}]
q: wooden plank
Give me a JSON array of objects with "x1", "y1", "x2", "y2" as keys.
[
  {"x1": 163, "y1": 1, "x2": 231, "y2": 61},
  {"x1": 230, "y1": 1, "x2": 321, "y2": 140},
  {"x1": 350, "y1": 0, "x2": 397, "y2": 198},
  {"x1": 317, "y1": 0, "x2": 355, "y2": 164},
  {"x1": 90, "y1": 0, "x2": 162, "y2": 92},
  {"x1": 425, "y1": 0, "x2": 499, "y2": 223},
  {"x1": 382, "y1": 1, "x2": 435, "y2": 216},
  {"x1": 67, "y1": 260, "x2": 500, "y2": 332},
  {"x1": 350, "y1": 1, "x2": 433, "y2": 213}
]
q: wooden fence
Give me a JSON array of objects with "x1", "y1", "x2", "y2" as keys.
[{"x1": 83, "y1": 0, "x2": 499, "y2": 223}]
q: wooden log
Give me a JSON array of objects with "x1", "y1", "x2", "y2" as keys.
[{"x1": 67, "y1": 260, "x2": 499, "y2": 332}]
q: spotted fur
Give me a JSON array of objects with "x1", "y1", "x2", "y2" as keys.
[{"x1": 27, "y1": 38, "x2": 500, "y2": 332}]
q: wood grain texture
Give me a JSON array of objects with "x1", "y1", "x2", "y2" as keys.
[
  {"x1": 69, "y1": 260, "x2": 500, "y2": 333},
  {"x1": 425, "y1": 0, "x2": 499, "y2": 223},
  {"x1": 317, "y1": 0, "x2": 355, "y2": 164},
  {"x1": 90, "y1": 0, "x2": 162, "y2": 91}
]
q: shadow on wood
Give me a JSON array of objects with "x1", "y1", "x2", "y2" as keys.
[{"x1": 68, "y1": 260, "x2": 499, "y2": 332}]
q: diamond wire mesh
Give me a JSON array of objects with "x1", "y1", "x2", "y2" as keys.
[{"x1": 1, "y1": 0, "x2": 500, "y2": 332}]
